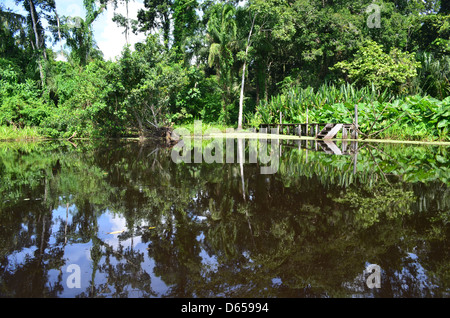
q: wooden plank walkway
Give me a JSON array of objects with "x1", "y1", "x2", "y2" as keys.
[{"x1": 258, "y1": 123, "x2": 357, "y2": 140}]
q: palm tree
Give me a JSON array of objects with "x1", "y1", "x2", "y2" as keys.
[{"x1": 207, "y1": 2, "x2": 237, "y2": 122}]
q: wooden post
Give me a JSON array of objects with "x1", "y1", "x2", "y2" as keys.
[
  {"x1": 342, "y1": 140, "x2": 348, "y2": 153},
  {"x1": 351, "y1": 141, "x2": 358, "y2": 174},
  {"x1": 354, "y1": 104, "x2": 358, "y2": 140},
  {"x1": 342, "y1": 126, "x2": 348, "y2": 140},
  {"x1": 279, "y1": 111, "x2": 282, "y2": 134},
  {"x1": 306, "y1": 106, "x2": 309, "y2": 137},
  {"x1": 278, "y1": 112, "x2": 282, "y2": 134}
]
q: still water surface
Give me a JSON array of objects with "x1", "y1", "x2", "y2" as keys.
[{"x1": 0, "y1": 138, "x2": 448, "y2": 298}]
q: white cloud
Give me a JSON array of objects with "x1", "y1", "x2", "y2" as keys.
[{"x1": 94, "y1": 0, "x2": 147, "y2": 61}]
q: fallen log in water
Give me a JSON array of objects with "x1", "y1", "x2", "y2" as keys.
[{"x1": 141, "y1": 126, "x2": 179, "y2": 146}]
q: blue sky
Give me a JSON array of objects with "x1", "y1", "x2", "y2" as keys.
[{"x1": 3, "y1": 0, "x2": 147, "y2": 61}]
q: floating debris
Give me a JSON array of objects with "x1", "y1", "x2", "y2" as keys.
[{"x1": 107, "y1": 230, "x2": 125, "y2": 235}]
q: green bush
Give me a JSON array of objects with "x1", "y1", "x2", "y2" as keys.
[
  {"x1": 173, "y1": 69, "x2": 223, "y2": 124},
  {"x1": 331, "y1": 39, "x2": 421, "y2": 95},
  {"x1": 0, "y1": 60, "x2": 49, "y2": 127}
]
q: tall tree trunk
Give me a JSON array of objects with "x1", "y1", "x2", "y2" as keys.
[
  {"x1": 125, "y1": 0, "x2": 130, "y2": 45},
  {"x1": 238, "y1": 59, "x2": 247, "y2": 129},
  {"x1": 28, "y1": 0, "x2": 45, "y2": 86},
  {"x1": 238, "y1": 13, "x2": 257, "y2": 130}
]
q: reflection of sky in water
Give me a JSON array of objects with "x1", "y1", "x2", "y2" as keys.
[
  {"x1": 18, "y1": 204, "x2": 440, "y2": 297},
  {"x1": 3, "y1": 199, "x2": 446, "y2": 298},
  {"x1": 13, "y1": 204, "x2": 171, "y2": 297},
  {"x1": 1, "y1": 140, "x2": 448, "y2": 298},
  {"x1": 197, "y1": 231, "x2": 219, "y2": 274},
  {"x1": 7, "y1": 247, "x2": 38, "y2": 271},
  {"x1": 393, "y1": 252, "x2": 439, "y2": 296}
]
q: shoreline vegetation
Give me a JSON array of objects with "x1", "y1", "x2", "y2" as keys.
[
  {"x1": 0, "y1": 126, "x2": 42, "y2": 141},
  {"x1": 1, "y1": 123, "x2": 449, "y2": 146}
]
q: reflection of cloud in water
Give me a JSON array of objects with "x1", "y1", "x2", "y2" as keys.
[
  {"x1": 6, "y1": 246, "x2": 38, "y2": 270},
  {"x1": 99, "y1": 211, "x2": 143, "y2": 248},
  {"x1": 1, "y1": 141, "x2": 448, "y2": 298}
]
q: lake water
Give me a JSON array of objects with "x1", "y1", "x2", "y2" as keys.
[{"x1": 0, "y1": 137, "x2": 449, "y2": 298}]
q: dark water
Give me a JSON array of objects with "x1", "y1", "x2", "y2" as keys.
[{"x1": 0, "y1": 138, "x2": 449, "y2": 298}]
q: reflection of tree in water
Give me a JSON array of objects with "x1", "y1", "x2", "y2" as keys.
[
  {"x1": 0, "y1": 140, "x2": 449, "y2": 297},
  {"x1": 0, "y1": 205, "x2": 63, "y2": 297},
  {"x1": 0, "y1": 143, "x2": 66, "y2": 296},
  {"x1": 73, "y1": 236, "x2": 155, "y2": 298}
]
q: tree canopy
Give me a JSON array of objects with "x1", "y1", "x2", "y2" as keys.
[{"x1": 0, "y1": 0, "x2": 448, "y2": 140}]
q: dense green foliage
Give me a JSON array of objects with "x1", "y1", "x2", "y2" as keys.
[
  {"x1": 0, "y1": 0, "x2": 449, "y2": 140},
  {"x1": 251, "y1": 83, "x2": 450, "y2": 141}
]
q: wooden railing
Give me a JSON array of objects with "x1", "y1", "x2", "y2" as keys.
[{"x1": 258, "y1": 123, "x2": 357, "y2": 139}]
